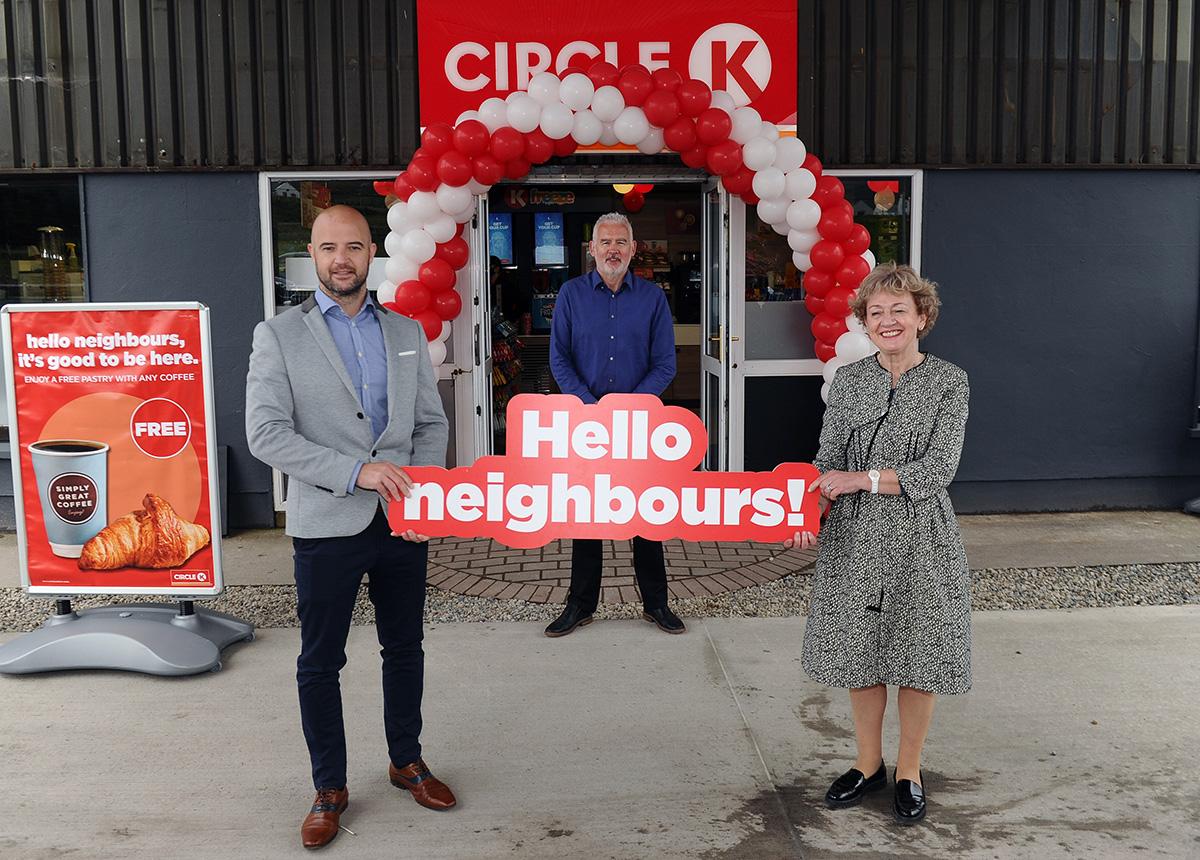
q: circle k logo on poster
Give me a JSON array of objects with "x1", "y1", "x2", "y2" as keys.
[
  {"x1": 688, "y1": 23, "x2": 772, "y2": 107},
  {"x1": 130, "y1": 398, "x2": 192, "y2": 459}
]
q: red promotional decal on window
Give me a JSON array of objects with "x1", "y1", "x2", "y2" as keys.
[
  {"x1": 390, "y1": 394, "x2": 820, "y2": 548},
  {"x1": 415, "y1": 1, "x2": 798, "y2": 128},
  {"x1": 2, "y1": 305, "x2": 221, "y2": 595}
]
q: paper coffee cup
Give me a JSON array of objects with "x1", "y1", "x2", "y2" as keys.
[{"x1": 29, "y1": 439, "x2": 109, "y2": 558}]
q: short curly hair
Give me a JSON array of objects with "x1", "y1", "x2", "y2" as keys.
[{"x1": 850, "y1": 261, "x2": 941, "y2": 339}]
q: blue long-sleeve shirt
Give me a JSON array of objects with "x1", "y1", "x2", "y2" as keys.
[{"x1": 550, "y1": 269, "x2": 676, "y2": 403}]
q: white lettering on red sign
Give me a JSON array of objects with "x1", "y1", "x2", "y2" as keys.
[{"x1": 134, "y1": 421, "x2": 189, "y2": 438}]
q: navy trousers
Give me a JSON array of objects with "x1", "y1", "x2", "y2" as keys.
[
  {"x1": 568, "y1": 537, "x2": 668, "y2": 614},
  {"x1": 293, "y1": 508, "x2": 427, "y2": 790}
]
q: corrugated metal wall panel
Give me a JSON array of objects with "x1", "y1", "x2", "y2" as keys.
[{"x1": 0, "y1": 0, "x2": 1196, "y2": 170}]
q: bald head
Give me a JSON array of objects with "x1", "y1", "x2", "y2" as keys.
[
  {"x1": 310, "y1": 205, "x2": 372, "y2": 245},
  {"x1": 308, "y1": 205, "x2": 376, "y2": 305}
]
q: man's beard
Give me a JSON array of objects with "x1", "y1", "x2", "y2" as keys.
[
  {"x1": 320, "y1": 270, "x2": 367, "y2": 297},
  {"x1": 599, "y1": 258, "x2": 629, "y2": 279}
]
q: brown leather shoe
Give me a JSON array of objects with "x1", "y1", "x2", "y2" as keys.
[
  {"x1": 300, "y1": 786, "x2": 349, "y2": 849},
  {"x1": 388, "y1": 758, "x2": 457, "y2": 810}
]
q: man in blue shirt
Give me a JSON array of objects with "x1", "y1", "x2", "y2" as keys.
[{"x1": 546, "y1": 212, "x2": 685, "y2": 637}]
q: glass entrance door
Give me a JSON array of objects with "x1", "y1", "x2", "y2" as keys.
[{"x1": 459, "y1": 196, "x2": 492, "y2": 464}]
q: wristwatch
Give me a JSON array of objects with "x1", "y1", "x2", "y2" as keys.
[{"x1": 869, "y1": 469, "x2": 881, "y2": 494}]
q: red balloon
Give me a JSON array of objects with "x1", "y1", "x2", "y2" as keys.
[
  {"x1": 844, "y1": 224, "x2": 871, "y2": 255},
  {"x1": 814, "y1": 340, "x2": 837, "y2": 362},
  {"x1": 812, "y1": 175, "x2": 846, "y2": 209},
  {"x1": 490, "y1": 127, "x2": 525, "y2": 162},
  {"x1": 505, "y1": 156, "x2": 531, "y2": 179},
  {"x1": 740, "y1": 190, "x2": 760, "y2": 206},
  {"x1": 391, "y1": 174, "x2": 415, "y2": 201},
  {"x1": 432, "y1": 288, "x2": 463, "y2": 321},
  {"x1": 677, "y1": 79, "x2": 712, "y2": 117},
  {"x1": 435, "y1": 236, "x2": 470, "y2": 270},
  {"x1": 418, "y1": 258, "x2": 456, "y2": 292},
  {"x1": 817, "y1": 201, "x2": 855, "y2": 241},
  {"x1": 553, "y1": 136, "x2": 578, "y2": 157},
  {"x1": 836, "y1": 256, "x2": 871, "y2": 290},
  {"x1": 453, "y1": 119, "x2": 490, "y2": 156},
  {"x1": 721, "y1": 167, "x2": 754, "y2": 195},
  {"x1": 823, "y1": 287, "x2": 854, "y2": 319},
  {"x1": 436, "y1": 150, "x2": 472, "y2": 186},
  {"x1": 809, "y1": 240, "x2": 846, "y2": 273},
  {"x1": 801, "y1": 269, "x2": 835, "y2": 298},
  {"x1": 642, "y1": 89, "x2": 681, "y2": 127},
  {"x1": 373, "y1": 180, "x2": 393, "y2": 197},
  {"x1": 652, "y1": 68, "x2": 683, "y2": 90},
  {"x1": 680, "y1": 145, "x2": 708, "y2": 169},
  {"x1": 663, "y1": 117, "x2": 698, "y2": 152},
  {"x1": 616, "y1": 67, "x2": 654, "y2": 107},
  {"x1": 811, "y1": 313, "x2": 849, "y2": 344},
  {"x1": 407, "y1": 156, "x2": 438, "y2": 191},
  {"x1": 633, "y1": 183, "x2": 654, "y2": 193},
  {"x1": 420, "y1": 122, "x2": 454, "y2": 158},
  {"x1": 455, "y1": 221, "x2": 465, "y2": 237},
  {"x1": 394, "y1": 279, "x2": 432, "y2": 315},
  {"x1": 623, "y1": 190, "x2": 645, "y2": 213},
  {"x1": 413, "y1": 310, "x2": 443, "y2": 341},
  {"x1": 802, "y1": 153, "x2": 824, "y2": 178},
  {"x1": 695, "y1": 108, "x2": 732, "y2": 146},
  {"x1": 803, "y1": 293, "x2": 826, "y2": 316},
  {"x1": 524, "y1": 129, "x2": 554, "y2": 164},
  {"x1": 587, "y1": 60, "x2": 619, "y2": 87},
  {"x1": 472, "y1": 153, "x2": 504, "y2": 186},
  {"x1": 705, "y1": 139, "x2": 743, "y2": 176}
]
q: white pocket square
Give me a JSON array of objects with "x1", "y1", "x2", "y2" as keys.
[{"x1": 397, "y1": 350, "x2": 417, "y2": 357}]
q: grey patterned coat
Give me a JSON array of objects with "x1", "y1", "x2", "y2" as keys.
[{"x1": 802, "y1": 353, "x2": 972, "y2": 695}]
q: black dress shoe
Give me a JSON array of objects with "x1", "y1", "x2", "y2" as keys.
[
  {"x1": 642, "y1": 605, "x2": 686, "y2": 634},
  {"x1": 545, "y1": 604, "x2": 593, "y2": 637},
  {"x1": 893, "y1": 770, "x2": 926, "y2": 824},
  {"x1": 824, "y1": 762, "x2": 886, "y2": 808}
]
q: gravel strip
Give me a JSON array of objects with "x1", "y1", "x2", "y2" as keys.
[{"x1": 1, "y1": 563, "x2": 1198, "y2": 633}]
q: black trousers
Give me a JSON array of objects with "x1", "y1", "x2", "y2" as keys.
[
  {"x1": 568, "y1": 537, "x2": 668, "y2": 614},
  {"x1": 293, "y1": 508, "x2": 427, "y2": 790}
]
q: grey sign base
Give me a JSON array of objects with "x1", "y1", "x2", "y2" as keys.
[{"x1": 0, "y1": 603, "x2": 255, "y2": 676}]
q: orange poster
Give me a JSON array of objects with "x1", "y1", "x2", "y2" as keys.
[{"x1": 2, "y1": 303, "x2": 222, "y2": 595}]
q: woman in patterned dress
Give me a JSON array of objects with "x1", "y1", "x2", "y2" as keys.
[{"x1": 786, "y1": 262, "x2": 970, "y2": 825}]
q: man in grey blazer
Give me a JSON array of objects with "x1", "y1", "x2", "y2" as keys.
[{"x1": 246, "y1": 205, "x2": 456, "y2": 850}]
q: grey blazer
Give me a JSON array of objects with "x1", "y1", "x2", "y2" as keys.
[{"x1": 245, "y1": 295, "x2": 449, "y2": 538}]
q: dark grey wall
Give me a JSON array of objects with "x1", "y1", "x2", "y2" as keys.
[
  {"x1": 922, "y1": 170, "x2": 1200, "y2": 511},
  {"x1": 82, "y1": 173, "x2": 274, "y2": 528}
]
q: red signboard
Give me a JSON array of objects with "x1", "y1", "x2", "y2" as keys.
[
  {"x1": 415, "y1": 1, "x2": 798, "y2": 128},
  {"x1": 390, "y1": 394, "x2": 821, "y2": 548},
  {"x1": 2, "y1": 304, "x2": 222, "y2": 595}
]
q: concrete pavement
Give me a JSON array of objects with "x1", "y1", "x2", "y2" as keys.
[{"x1": 2, "y1": 607, "x2": 1198, "y2": 858}]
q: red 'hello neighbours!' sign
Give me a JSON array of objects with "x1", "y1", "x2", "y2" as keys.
[{"x1": 390, "y1": 394, "x2": 821, "y2": 548}]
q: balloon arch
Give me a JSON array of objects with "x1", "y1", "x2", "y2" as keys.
[{"x1": 373, "y1": 60, "x2": 878, "y2": 401}]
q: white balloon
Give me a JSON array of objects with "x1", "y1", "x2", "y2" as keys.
[
  {"x1": 406, "y1": 190, "x2": 441, "y2": 224},
  {"x1": 773, "y1": 136, "x2": 808, "y2": 173},
  {"x1": 436, "y1": 320, "x2": 453, "y2": 343},
  {"x1": 771, "y1": 219, "x2": 791, "y2": 236},
  {"x1": 539, "y1": 103, "x2": 575, "y2": 139},
  {"x1": 613, "y1": 107, "x2": 650, "y2": 144},
  {"x1": 506, "y1": 94, "x2": 542, "y2": 133},
  {"x1": 427, "y1": 338, "x2": 448, "y2": 367},
  {"x1": 786, "y1": 199, "x2": 822, "y2": 230},
  {"x1": 467, "y1": 178, "x2": 490, "y2": 195},
  {"x1": 377, "y1": 281, "x2": 398, "y2": 305},
  {"x1": 751, "y1": 167, "x2": 785, "y2": 200},
  {"x1": 636, "y1": 126, "x2": 665, "y2": 155},
  {"x1": 384, "y1": 232, "x2": 405, "y2": 258},
  {"x1": 788, "y1": 228, "x2": 819, "y2": 253},
  {"x1": 386, "y1": 200, "x2": 418, "y2": 233},
  {"x1": 730, "y1": 106, "x2": 763, "y2": 144},
  {"x1": 591, "y1": 85, "x2": 625, "y2": 122},
  {"x1": 478, "y1": 97, "x2": 509, "y2": 133},
  {"x1": 792, "y1": 250, "x2": 813, "y2": 271},
  {"x1": 436, "y1": 183, "x2": 472, "y2": 216},
  {"x1": 846, "y1": 313, "x2": 866, "y2": 334},
  {"x1": 862, "y1": 249, "x2": 877, "y2": 270},
  {"x1": 820, "y1": 380, "x2": 831, "y2": 402},
  {"x1": 455, "y1": 109, "x2": 481, "y2": 125},
  {"x1": 559, "y1": 72, "x2": 595, "y2": 111},
  {"x1": 401, "y1": 229, "x2": 436, "y2": 264},
  {"x1": 822, "y1": 357, "x2": 848, "y2": 385},
  {"x1": 425, "y1": 213, "x2": 456, "y2": 243},
  {"x1": 599, "y1": 122, "x2": 619, "y2": 146},
  {"x1": 505, "y1": 90, "x2": 526, "y2": 104},
  {"x1": 710, "y1": 90, "x2": 735, "y2": 114},
  {"x1": 452, "y1": 201, "x2": 476, "y2": 223},
  {"x1": 755, "y1": 197, "x2": 790, "y2": 225},
  {"x1": 742, "y1": 137, "x2": 777, "y2": 171},
  {"x1": 836, "y1": 331, "x2": 877, "y2": 362},
  {"x1": 527, "y1": 72, "x2": 561, "y2": 107},
  {"x1": 384, "y1": 254, "x2": 418, "y2": 284},
  {"x1": 759, "y1": 121, "x2": 780, "y2": 140},
  {"x1": 572, "y1": 109, "x2": 603, "y2": 145},
  {"x1": 784, "y1": 168, "x2": 818, "y2": 202}
]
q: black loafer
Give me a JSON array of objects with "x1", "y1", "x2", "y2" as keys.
[
  {"x1": 824, "y1": 762, "x2": 886, "y2": 808},
  {"x1": 544, "y1": 604, "x2": 593, "y2": 638},
  {"x1": 893, "y1": 770, "x2": 926, "y2": 824},
  {"x1": 642, "y1": 605, "x2": 686, "y2": 634}
]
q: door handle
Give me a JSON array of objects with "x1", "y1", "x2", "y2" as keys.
[{"x1": 730, "y1": 336, "x2": 740, "y2": 342}]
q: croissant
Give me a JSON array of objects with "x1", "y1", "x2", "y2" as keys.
[{"x1": 78, "y1": 493, "x2": 210, "y2": 570}]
